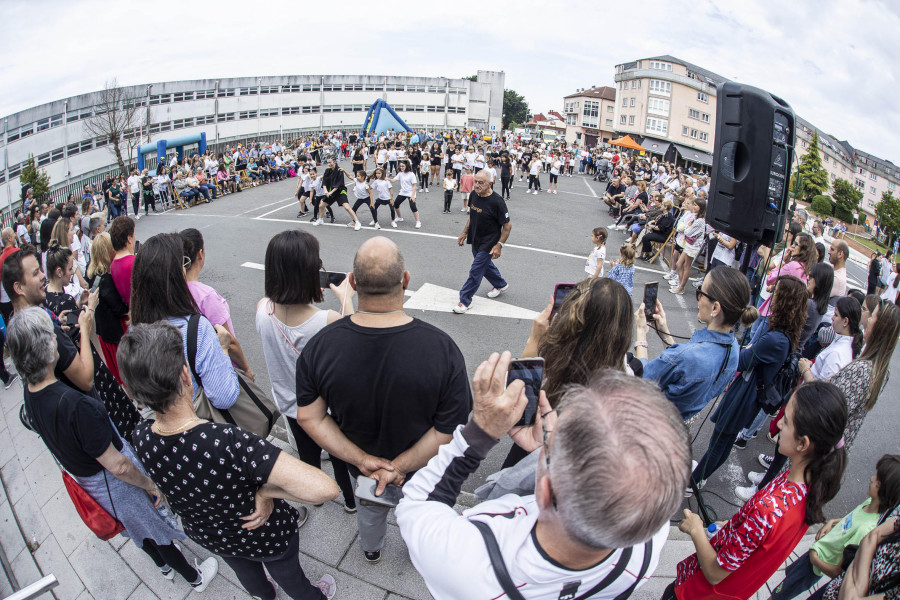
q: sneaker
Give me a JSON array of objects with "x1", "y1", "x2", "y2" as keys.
[
  {"x1": 354, "y1": 221, "x2": 361, "y2": 231},
  {"x1": 734, "y1": 484, "x2": 758, "y2": 502},
  {"x1": 374, "y1": 223, "x2": 381, "y2": 230},
  {"x1": 313, "y1": 219, "x2": 323, "y2": 226},
  {"x1": 314, "y1": 574, "x2": 337, "y2": 599},
  {"x1": 452, "y1": 302, "x2": 470, "y2": 314},
  {"x1": 347, "y1": 221, "x2": 356, "y2": 227},
  {"x1": 363, "y1": 550, "x2": 382, "y2": 563},
  {"x1": 425, "y1": 188, "x2": 429, "y2": 192},
  {"x1": 190, "y1": 557, "x2": 219, "y2": 593},
  {"x1": 390, "y1": 221, "x2": 398, "y2": 228},
  {"x1": 748, "y1": 471, "x2": 765, "y2": 485},
  {"x1": 368, "y1": 220, "x2": 375, "y2": 226},
  {"x1": 3, "y1": 373, "x2": 19, "y2": 390},
  {"x1": 395, "y1": 217, "x2": 404, "y2": 222},
  {"x1": 767, "y1": 430, "x2": 777, "y2": 443},
  {"x1": 553, "y1": 190, "x2": 558, "y2": 194},
  {"x1": 160, "y1": 566, "x2": 175, "y2": 581},
  {"x1": 733, "y1": 437, "x2": 748, "y2": 450},
  {"x1": 415, "y1": 221, "x2": 422, "y2": 229},
  {"x1": 344, "y1": 503, "x2": 357, "y2": 514},
  {"x1": 297, "y1": 505, "x2": 309, "y2": 528},
  {"x1": 669, "y1": 287, "x2": 684, "y2": 295},
  {"x1": 758, "y1": 454, "x2": 773, "y2": 469},
  {"x1": 487, "y1": 284, "x2": 509, "y2": 298},
  {"x1": 310, "y1": 216, "x2": 318, "y2": 223},
  {"x1": 460, "y1": 207, "x2": 467, "y2": 212}
]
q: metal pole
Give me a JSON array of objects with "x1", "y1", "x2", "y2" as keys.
[{"x1": 257, "y1": 78, "x2": 261, "y2": 138}]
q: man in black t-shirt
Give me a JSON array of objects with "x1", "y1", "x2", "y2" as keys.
[
  {"x1": 603, "y1": 176, "x2": 627, "y2": 216},
  {"x1": 453, "y1": 170, "x2": 511, "y2": 313},
  {"x1": 317, "y1": 157, "x2": 361, "y2": 230},
  {"x1": 297, "y1": 237, "x2": 472, "y2": 564}
]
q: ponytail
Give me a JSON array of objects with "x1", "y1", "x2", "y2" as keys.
[{"x1": 792, "y1": 382, "x2": 848, "y2": 524}]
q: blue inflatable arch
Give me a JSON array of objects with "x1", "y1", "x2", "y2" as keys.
[
  {"x1": 137, "y1": 132, "x2": 207, "y2": 171},
  {"x1": 360, "y1": 99, "x2": 412, "y2": 137}
]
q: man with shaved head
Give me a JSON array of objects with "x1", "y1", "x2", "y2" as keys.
[{"x1": 297, "y1": 237, "x2": 472, "y2": 564}]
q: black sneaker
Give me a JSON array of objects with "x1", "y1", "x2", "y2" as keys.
[
  {"x1": 3, "y1": 373, "x2": 19, "y2": 390},
  {"x1": 733, "y1": 437, "x2": 748, "y2": 450},
  {"x1": 758, "y1": 454, "x2": 773, "y2": 469},
  {"x1": 363, "y1": 550, "x2": 381, "y2": 563}
]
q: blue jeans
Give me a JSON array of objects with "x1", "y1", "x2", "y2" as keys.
[
  {"x1": 739, "y1": 409, "x2": 768, "y2": 442},
  {"x1": 770, "y1": 551, "x2": 822, "y2": 600},
  {"x1": 459, "y1": 248, "x2": 507, "y2": 307},
  {"x1": 693, "y1": 428, "x2": 739, "y2": 482}
]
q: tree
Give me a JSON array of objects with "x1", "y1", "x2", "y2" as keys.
[
  {"x1": 875, "y1": 191, "x2": 900, "y2": 248},
  {"x1": 831, "y1": 178, "x2": 863, "y2": 223},
  {"x1": 810, "y1": 195, "x2": 834, "y2": 217},
  {"x1": 502, "y1": 89, "x2": 529, "y2": 130},
  {"x1": 20, "y1": 155, "x2": 51, "y2": 201},
  {"x1": 82, "y1": 78, "x2": 148, "y2": 174},
  {"x1": 788, "y1": 170, "x2": 804, "y2": 199},
  {"x1": 462, "y1": 75, "x2": 477, "y2": 82},
  {"x1": 796, "y1": 131, "x2": 829, "y2": 202}
]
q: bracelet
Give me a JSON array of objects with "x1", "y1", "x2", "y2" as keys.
[
  {"x1": 801, "y1": 367, "x2": 811, "y2": 377},
  {"x1": 633, "y1": 341, "x2": 648, "y2": 349}
]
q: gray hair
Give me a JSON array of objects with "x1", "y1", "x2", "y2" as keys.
[
  {"x1": 7, "y1": 307, "x2": 57, "y2": 385},
  {"x1": 89, "y1": 217, "x2": 104, "y2": 236},
  {"x1": 550, "y1": 369, "x2": 690, "y2": 549},
  {"x1": 352, "y1": 237, "x2": 405, "y2": 297},
  {"x1": 117, "y1": 321, "x2": 186, "y2": 414}
]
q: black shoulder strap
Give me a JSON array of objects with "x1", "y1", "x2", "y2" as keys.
[
  {"x1": 470, "y1": 519, "x2": 526, "y2": 600},
  {"x1": 612, "y1": 539, "x2": 653, "y2": 600},
  {"x1": 186, "y1": 314, "x2": 203, "y2": 389}
]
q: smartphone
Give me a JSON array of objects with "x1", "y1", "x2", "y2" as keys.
[
  {"x1": 354, "y1": 475, "x2": 403, "y2": 507},
  {"x1": 643, "y1": 282, "x2": 659, "y2": 321},
  {"x1": 319, "y1": 270, "x2": 347, "y2": 288},
  {"x1": 550, "y1": 283, "x2": 577, "y2": 322},
  {"x1": 507, "y1": 357, "x2": 544, "y2": 427},
  {"x1": 65, "y1": 309, "x2": 82, "y2": 327},
  {"x1": 90, "y1": 277, "x2": 101, "y2": 293}
]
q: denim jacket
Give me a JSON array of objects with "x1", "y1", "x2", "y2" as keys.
[{"x1": 642, "y1": 328, "x2": 739, "y2": 420}]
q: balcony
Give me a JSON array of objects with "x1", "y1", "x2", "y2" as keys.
[{"x1": 615, "y1": 69, "x2": 717, "y2": 96}]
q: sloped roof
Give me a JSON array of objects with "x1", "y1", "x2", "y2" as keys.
[
  {"x1": 564, "y1": 86, "x2": 616, "y2": 101},
  {"x1": 645, "y1": 55, "x2": 729, "y2": 87}
]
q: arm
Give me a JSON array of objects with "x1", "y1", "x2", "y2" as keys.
[
  {"x1": 62, "y1": 297, "x2": 100, "y2": 391},
  {"x1": 96, "y1": 443, "x2": 157, "y2": 494},
  {"x1": 522, "y1": 298, "x2": 553, "y2": 358},
  {"x1": 491, "y1": 221, "x2": 512, "y2": 259},
  {"x1": 838, "y1": 519, "x2": 896, "y2": 600},
  {"x1": 458, "y1": 217, "x2": 471, "y2": 246},
  {"x1": 680, "y1": 510, "x2": 732, "y2": 585},
  {"x1": 808, "y1": 548, "x2": 843, "y2": 579},
  {"x1": 255, "y1": 451, "x2": 339, "y2": 506},
  {"x1": 194, "y1": 318, "x2": 240, "y2": 409}
]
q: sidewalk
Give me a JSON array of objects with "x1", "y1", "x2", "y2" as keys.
[{"x1": 1, "y1": 379, "x2": 822, "y2": 600}]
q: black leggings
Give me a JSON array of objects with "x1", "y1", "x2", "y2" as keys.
[
  {"x1": 641, "y1": 231, "x2": 669, "y2": 254},
  {"x1": 352, "y1": 198, "x2": 377, "y2": 221},
  {"x1": 528, "y1": 174, "x2": 541, "y2": 191},
  {"x1": 223, "y1": 532, "x2": 322, "y2": 600},
  {"x1": 549, "y1": 174, "x2": 558, "y2": 184},
  {"x1": 141, "y1": 539, "x2": 198, "y2": 583},
  {"x1": 395, "y1": 195, "x2": 417, "y2": 213},
  {"x1": 373, "y1": 199, "x2": 395, "y2": 223},
  {"x1": 286, "y1": 417, "x2": 355, "y2": 508},
  {"x1": 501, "y1": 176, "x2": 511, "y2": 197},
  {"x1": 419, "y1": 173, "x2": 429, "y2": 189},
  {"x1": 311, "y1": 196, "x2": 334, "y2": 220},
  {"x1": 444, "y1": 190, "x2": 454, "y2": 211}
]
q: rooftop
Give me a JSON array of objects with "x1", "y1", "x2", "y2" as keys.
[{"x1": 563, "y1": 86, "x2": 616, "y2": 101}]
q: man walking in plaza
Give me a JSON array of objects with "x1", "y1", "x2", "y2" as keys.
[
  {"x1": 453, "y1": 170, "x2": 511, "y2": 314},
  {"x1": 297, "y1": 237, "x2": 472, "y2": 564}
]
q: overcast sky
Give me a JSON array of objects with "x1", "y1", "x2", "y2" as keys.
[{"x1": 2, "y1": 0, "x2": 898, "y2": 162}]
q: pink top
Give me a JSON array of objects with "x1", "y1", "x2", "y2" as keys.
[
  {"x1": 759, "y1": 260, "x2": 808, "y2": 316},
  {"x1": 187, "y1": 280, "x2": 235, "y2": 334},
  {"x1": 110, "y1": 255, "x2": 135, "y2": 306},
  {"x1": 459, "y1": 174, "x2": 475, "y2": 194}
]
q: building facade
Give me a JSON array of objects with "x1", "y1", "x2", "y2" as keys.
[
  {"x1": 562, "y1": 86, "x2": 617, "y2": 147},
  {"x1": 0, "y1": 71, "x2": 504, "y2": 211}
]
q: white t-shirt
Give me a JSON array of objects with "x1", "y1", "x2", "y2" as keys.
[
  {"x1": 529, "y1": 160, "x2": 543, "y2": 175},
  {"x1": 474, "y1": 154, "x2": 485, "y2": 169},
  {"x1": 550, "y1": 160, "x2": 561, "y2": 175},
  {"x1": 586, "y1": 245, "x2": 606, "y2": 277},
  {"x1": 452, "y1": 154, "x2": 464, "y2": 169},
  {"x1": 309, "y1": 177, "x2": 324, "y2": 197},
  {"x1": 16, "y1": 224, "x2": 30, "y2": 244},
  {"x1": 395, "y1": 172, "x2": 417, "y2": 196},
  {"x1": 711, "y1": 233, "x2": 736, "y2": 266},
  {"x1": 371, "y1": 179, "x2": 392, "y2": 200},
  {"x1": 127, "y1": 175, "x2": 141, "y2": 193},
  {"x1": 464, "y1": 152, "x2": 476, "y2": 167},
  {"x1": 811, "y1": 334, "x2": 854, "y2": 380},
  {"x1": 486, "y1": 167, "x2": 496, "y2": 183},
  {"x1": 353, "y1": 180, "x2": 371, "y2": 200},
  {"x1": 387, "y1": 149, "x2": 398, "y2": 161},
  {"x1": 443, "y1": 177, "x2": 456, "y2": 191},
  {"x1": 376, "y1": 149, "x2": 388, "y2": 164}
]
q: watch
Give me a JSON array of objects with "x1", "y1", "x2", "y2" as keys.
[{"x1": 497, "y1": 242, "x2": 504, "y2": 248}]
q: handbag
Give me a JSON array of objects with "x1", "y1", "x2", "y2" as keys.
[{"x1": 186, "y1": 314, "x2": 281, "y2": 439}]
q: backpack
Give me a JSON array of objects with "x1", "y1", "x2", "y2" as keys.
[{"x1": 755, "y1": 332, "x2": 801, "y2": 416}]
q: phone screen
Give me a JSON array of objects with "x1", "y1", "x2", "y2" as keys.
[
  {"x1": 550, "y1": 283, "x2": 577, "y2": 321},
  {"x1": 66, "y1": 310, "x2": 82, "y2": 327},
  {"x1": 643, "y1": 282, "x2": 659, "y2": 321},
  {"x1": 354, "y1": 475, "x2": 403, "y2": 507},
  {"x1": 319, "y1": 271, "x2": 347, "y2": 288},
  {"x1": 507, "y1": 358, "x2": 544, "y2": 427}
]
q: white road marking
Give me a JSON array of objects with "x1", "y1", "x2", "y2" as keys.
[
  {"x1": 403, "y1": 283, "x2": 538, "y2": 319},
  {"x1": 583, "y1": 179, "x2": 598, "y2": 197},
  {"x1": 242, "y1": 196, "x2": 296, "y2": 217}
]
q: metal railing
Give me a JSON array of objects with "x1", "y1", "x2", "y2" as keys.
[{"x1": 2, "y1": 575, "x2": 59, "y2": 600}]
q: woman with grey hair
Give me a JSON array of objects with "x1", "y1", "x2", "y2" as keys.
[{"x1": 7, "y1": 307, "x2": 216, "y2": 592}]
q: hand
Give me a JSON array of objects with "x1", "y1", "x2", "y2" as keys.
[
  {"x1": 330, "y1": 276, "x2": 354, "y2": 302},
  {"x1": 491, "y1": 244, "x2": 502, "y2": 259},
  {"x1": 358, "y1": 454, "x2": 395, "y2": 478},
  {"x1": 798, "y1": 358, "x2": 812, "y2": 373},
  {"x1": 508, "y1": 390, "x2": 553, "y2": 452},
  {"x1": 472, "y1": 351, "x2": 529, "y2": 440},
  {"x1": 146, "y1": 486, "x2": 164, "y2": 508},
  {"x1": 77, "y1": 307, "x2": 94, "y2": 331},
  {"x1": 457, "y1": 232, "x2": 467, "y2": 247},
  {"x1": 87, "y1": 288, "x2": 100, "y2": 311},
  {"x1": 816, "y1": 519, "x2": 837, "y2": 541},
  {"x1": 371, "y1": 467, "x2": 405, "y2": 497},
  {"x1": 650, "y1": 300, "x2": 667, "y2": 332},
  {"x1": 635, "y1": 303, "x2": 650, "y2": 336},
  {"x1": 609, "y1": 259, "x2": 618, "y2": 268},
  {"x1": 678, "y1": 509, "x2": 705, "y2": 537},
  {"x1": 244, "y1": 368, "x2": 256, "y2": 382},
  {"x1": 241, "y1": 490, "x2": 274, "y2": 530},
  {"x1": 214, "y1": 324, "x2": 233, "y2": 352},
  {"x1": 528, "y1": 296, "x2": 553, "y2": 344}
]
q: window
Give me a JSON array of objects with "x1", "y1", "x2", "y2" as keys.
[
  {"x1": 239, "y1": 110, "x2": 257, "y2": 119},
  {"x1": 584, "y1": 101, "x2": 599, "y2": 118},
  {"x1": 858, "y1": 167, "x2": 866, "y2": 175},
  {"x1": 427, "y1": 105, "x2": 444, "y2": 113},
  {"x1": 622, "y1": 96, "x2": 628, "y2": 107},
  {"x1": 302, "y1": 84, "x2": 321, "y2": 92},
  {"x1": 645, "y1": 117, "x2": 668, "y2": 135},
  {"x1": 322, "y1": 84, "x2": 340, "y2": 91},
  {"x1": 365, "y1": 84, "x2": 383, "y2": 91},
  {"x1": 841, "y1": 166, "x2": 846, "y2": 173},
  {"x1": 195, "y1": 89, "x2": 216, "y2": 99},
  {"x1": 802, "y1": 140, "x2": 807, "y2": 148},
  {"x1": 870, "y1": 186, "x2": 877, "y2": 194},
  {"x1": 607, "y1": 105, "x2": 614, "y2": 113},
  {"x1": 406, "y1": 85, "x2": 425, "y2": 92},
  {"x1": 282, "y1": 107, "x2": 300, "y2": 115},
  {"x1": 281, "y1": 84, "x2": 301, "y2": 93},
  {"x1": 631, "y1": 80, "x2": 637, "y2": 89},
  {"x1": 67, "y1": 108, "x2": 92, "y2": 123},
  {"x1": 172, "y1": 92, "x2": 194, "y2": 102},
  {"x1": 606, "y1": 119, "x2": 613, "y2": 126},
  {"x1": 301, "y1": 106, "x2": 320, "y2": 114},
  {"x1": 870, "y1": 172, "x2": 877, "y2": 181},
  {"x1": 385, "y1": 84, "x2": 400, "y2": 91},
  {"x1": 620, "y1": 115, "x2": 627, "y2": 125},
  {"x1": 428, "y1": 85, "x2": 443, "y2": 93},
  {"x1": 698, "y1": 92, "x2": 709, "y2": 103},
  {"x1": 683, "y1": 125, "x2": 690, "y2": 136},
  {"x1": 699, "y1": 132, "x2": 708, "y2": 142},
  {"x1": 196, "y1": 115, "x2": 215, "y2": 125},
  {"x1": 149, "y1": 94, "x2": 171, "y2": 105},
  {"x1": 259, "y1": 85, "x2": 279, "y2": 94},
  {"x1": 8, "y1": 163, "x2": 23, "y2": 178},
  {"x1": 630, "y1": 98, "x2": 635, "y2": 107},
  {"x1": 217, "y1": 88, "x2": 235, "y2": 97},
  {"x1": 855, "y1": 178, "x2": 865, "y2": 189},
  {"x1": 94, "y1": 135, "x2": 109, "y2": 147},
  {"x1": 36, "y1": 114, "x2": 63, "y2": 131},
  {"x1": 67, "y1": 140, "x2": 93, "y2": 156},
  {"x1": 649, "y1": 60, "x2": 673, "y2": 71},
  {"x1": 647, "y1": 98, "x2": 670, "y2": 116},
  {"x1": 689, "y1": 109, "x2": 711, "y2": 122},
  {"x1": 345, "y1": 84, "x2": 363, "y2": 91},
  {"x1": 216, "y1": 113, "x2": 235, "y2": 123},
  {"x1": 648, "y1": 79, "x2": 671, "y2": 96},
  {"x1": 239, "y1": 87, "x2": 258, "y2": 96},
  {"x1": 889, "y1": 181, "x2": 896, "y2": 191},
  {"x1": 173, "y1": 118, "x2": 194, "y2": 129},
  {"x1": 259, "y1": 108, "x2": 279, "y2": 118},
  {"x1": 831, "y1": 173, "x2": 837, "y2": 181},
  {"x1": 629, "y1": 115, "x2": 635, "y2": 126},
  {"x1": 868, "y1": 199, "x2": 876, "y2": 208}
]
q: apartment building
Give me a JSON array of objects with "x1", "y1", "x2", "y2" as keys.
[{"x1": 562, "y1": 86, "x2": 617, "y2": 147}]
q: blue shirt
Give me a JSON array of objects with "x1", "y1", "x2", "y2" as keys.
[
  {"x1": 167, "y1": 316, "x2": 239, "y2": 410},
  {"x1": 642, "y1": 328, "x2": 739, "y2": 420},
  {"x1": 607, "y1": 264, "x2": 635, "y2": 296}
]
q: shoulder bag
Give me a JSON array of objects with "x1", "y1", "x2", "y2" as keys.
[
  {"x1": 754, "y1": 331, "x2": 801, "y2": 416},
  {"x1": 187, "y1": 313, "x2": 281, "y2": 439}
]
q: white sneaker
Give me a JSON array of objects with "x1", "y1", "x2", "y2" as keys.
[
  {"x1": 190, "y1": 557, "x2": 219, "y2": 593},
  {"x1": 734, "y1": 484, "x2": 758, "y2": 502},
  {"x1": 425, "y1": 188, "x2": 429, "y2": 192},
  {"x1": 460, "y1": 207, "x2": 467, "y2": 212},
  {"x1": 374, "y1": 223, "x2": 381, "y2": 229},
  {"x1": 391, "y1": 221, "x2": 398, "y2": 228},
  {"x1": 135, "y1": 214, "x2": 141, "y2": 220},
  {"x1": 415, "y1": 221, "x2": 422, "y2": 229},
  {"x1": 396, "y1": 217, "x2": 404, "y2": 222},
  {"x1": 748, "y1": 471, "x2": 765, "y2": 485},
  {"x1": 313, "y1": 219, "x2": 323, "y2": 226},
  {"x1": 368, "y1": 220, "x2": 375, "y2": 226},
  {"x1": 354, "y1": 221, "x2": 361, "y2": 231},
  {"x1": 314, "y1": 574, "x2": 337, "y2": 600},
  {"x1": 160, "y1": 566, "x2": 175, "y2": 581},
  {"x1": 487, "y1": 284, "x2": 509, "y2": 298},
  {"x1": 346, "y1": 221, "x2": 355, "y2": 227},
  {"x1": 452, "y1": 302, "x2": 470, "y2": 314},
  {"x1": 553, "y1": 190, "x2": 558, "y2": 194}
]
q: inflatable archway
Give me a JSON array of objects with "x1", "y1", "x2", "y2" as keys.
[
  {"x1": 137, "y1": 132, "x2": 207, "y2": 171},
  {"x1": 360, "y1": 99, "x2": 412, "y2": 137}
]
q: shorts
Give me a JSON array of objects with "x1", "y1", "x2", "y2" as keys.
[
  {"x1": 674, "y1": 243, "x2": 684, "y2": 254},
  {"x1": 549, "y1": 174, "x2": 558, "y2": 183},
  {"x1": 684, "y1": 245, "x2": 700, "y2": 259},
  {"x1": 323, "y1": 190, "x2": 348, "y2": 206}
]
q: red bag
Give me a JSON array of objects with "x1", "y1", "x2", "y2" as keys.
[{"x1": 62, "y1": 471, "x2": 125, "y2": 540}]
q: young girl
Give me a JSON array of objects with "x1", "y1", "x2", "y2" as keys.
[
  {"x1": 295, "y1": 165, "x2": 311, "y2": 217},
  {"x1": 549, "y1": 155, "x2": 562, "y2": 194},
  {"x1": 606, "y1": 243, "x2": 635, "y2": 296},
  {"x1": 528, "y1": 155, "x2": 543, "y2": 194},
  {"x1": 350, "y1": 170, "x2": 376, "y2": 227},
  {"x1": 663, "y1": 381, "x2": 848, "y2": 600},
  {"x1": 458, "y1": 166, "x2": 475, "y2": 212},
  {"x1": 369, "y1": 168, "x2": 395, "y2": 229},
  {"x1": 309, "y1": 168, "x2": 334, "y2": 225},
  {"x1": 665, "y1": 197, "x2": 696, "y2": 286},
  {"x1": 419, "y1": 152, "x2": 431, "y2": 193},
  {"x1": 586, "y1": 227, "x2": 608, "y2": 279},
  {"x1": 442, "y1": 171, "x2": 457, "y2": 214},
  {"x1": 670, "y1": 197, "x2": 707, "y2": 295},
  {"x1": 500, "y1": 155, "x2": 513, "y2": 200},
  {"x1": 390, "y1": 161, "x2": 422, "y2": 229}
]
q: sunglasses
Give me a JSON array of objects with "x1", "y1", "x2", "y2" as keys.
[{"x1": 695, "y1": 288, "x2": 717, "y2": 304}]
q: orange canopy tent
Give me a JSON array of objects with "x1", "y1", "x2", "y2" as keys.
[{"x1": 608, "y1": 135, "x2": 646, "y2": 152}]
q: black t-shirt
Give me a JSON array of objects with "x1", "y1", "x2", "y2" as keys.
[
  {"x1": 322, "y1": 167, "x2": 346, "y2": 193},
  {"x1": 605, "y1": 183, "x2": 626, "y2": 198},
  {"x1": 53, "y1": 321, "x2": 80, "y2": 388},
  {"x1": 296, "y1": 318, "x2": 472, "y2": 461},
  {"x1": 24, "y1": 381, "x2": 120, "y2": 477},
  {"x1": 133, "y1": 421, "x2": 298, "y2": 558},
  {"x1": 141, "y1": 175, "x2": 154, "y2": 191},
  {"x1": 635, "y1": 191, "x2": 650, "y2": 205},
  {"x1": 466, "y1": 191, "x2": 510, "y2": 253},
  {"x1": 520, "y1": 152, "x2": 532, "y2": 166}
]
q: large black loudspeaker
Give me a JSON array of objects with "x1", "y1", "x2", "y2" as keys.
[{"x1": 707, "y1": 82, "x2": 795, "y2": 246}]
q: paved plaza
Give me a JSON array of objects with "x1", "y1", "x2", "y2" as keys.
[{"x1": 1, "y1": 167, "x2": 894, "y2": 599}]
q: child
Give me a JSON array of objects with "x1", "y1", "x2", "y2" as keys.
[
  {"x1": 419, "y1": 153, "x2": 430, "y2": 192},
  {"x1": 769, "y1": 454, "x2": 900, "y2": 600},
  {"x1": 549, "y1": 155, "x2": 562, "y2": 194},
  {"x1": 443, "y1": 171, "x2": 457, "y2": 214},
  {"x1": 369, "y1": 168, "x2": 395, "y2": 229},
  {"x1": 459, "y1": 166, "x2": 475, "y2": 212},
  {"x1": 350, "y1": 170, "x2": 376, "y2": 227},
  {"x1": 295, "y1": 165, "x2": 311, "y2": 217},
  {"x1": 308, "y1": 168, "x2": 334, "y2": 225},
  {"x1": 586, "y1": 227, "x2": 608, "y2": 279},
  {"x1": 607, "y1": 243, "x2": 636, "y2": 296}
]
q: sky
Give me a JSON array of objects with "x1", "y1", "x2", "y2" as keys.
[{"x1": 2, "y1": 0, "x2": 898, "y2": 163}]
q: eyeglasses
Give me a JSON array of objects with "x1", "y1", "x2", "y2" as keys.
[
  {"x1": 695, "y1": 288, "x2": 717, "y2": 304},
  {"x1": 541, "y1": 407, "x2": 562, "y2": 509}
]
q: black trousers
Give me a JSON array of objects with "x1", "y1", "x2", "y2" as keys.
[
  {"x1": 642, "y1": 231, "x2": 669, "y2": 254},
  {"x1": 501, "y1": 176, "x2": 511, "y2": 197},
  {"x1": 286, "y1": 417, "x2": 355, "y2": 508},
  {"x1": 141, "y1": 539, "x2": 197, "y2": 583},
  {"x1": 352, "y1": 198, "x2": 378, "y2": 222},
  {"x1": 223, "y1": 532, "x2": 323, "y2": 600}
]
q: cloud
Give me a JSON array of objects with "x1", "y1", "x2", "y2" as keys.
[{"x1": 1, "y1": 0, "x2": 898, "y2": 164}]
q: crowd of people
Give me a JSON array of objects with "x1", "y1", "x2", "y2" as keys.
[{"x1": 2, "y1": 126, "x2": 899, "y2": 600}]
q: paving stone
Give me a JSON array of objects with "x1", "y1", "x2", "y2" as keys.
[
  {"x1": 184, "y1": 570, "x2": 248, "y2": 600},
  {"x1": 69, "y1": 536, "x2": 140, "y2": 600},
  {"x1": 10, "y1": 547, "x2": 43, "y2": 590},
  {"x1": 1, "y1": 456, "x2": 31, "y2": 504},
  {"x1": 650, "y1": 539, "x2": 695, "y2": 578},
  {"x1": 177, "y1": 538, "x2": 245, "y2": 591},
  {"x1": 13, "y1": 490, "x2": 53, "y2": 548},
  {"x1": 74, "y1": 590, "x2": 95, "y2": 600},
  {"x1": 13, "y1": 427, "x2": 47, "y2": 470},
  {"x1": 118, "y1": 538, "x2": 191, "y2": 600},
  {"x1": 24, "y1": 448, "x2": 63, "y2": 507},
  {"x1": 0, "y1": 572, "x2": 12, "y2": 598},
  {"x1": 32, "y1": 534, "x2": 86, "y2": 600},
  {"x1": 0, "y1": 425, "x2": 15, "y2": 467},
  {"x1": 41, "y1": 489, "x2": 91, "y2": 556},
  {"x1": 632, "y1": 576, "x2": 676, "y2": 600},
  {"x1": 0, "y1": 497, "x2": 26, "y2": 558},
  {"x1": 296, "y1": 500, "x2": 359, "y2": 567},
  {"x1": 338, "y1": 523, "x2": 432, "y2": 600},
  {"x1": 296, "y1": 554, "x2": 388, "y2": 600},
  {"x1": 0, "y1": 380, "x2": 23, "y2": 417},
  {"x1": 109, "y1": 533, "x2": 130, "y2": 551},
  {"x1": 127, "y1": 583, "x2": 162, "y2": 600}
]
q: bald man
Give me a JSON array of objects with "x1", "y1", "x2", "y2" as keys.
[
  {"x1": 297, "y1": 237, "x2": 472, "y2": 564},
  {"x1": 454, "y1": 170, "x2": 511, "y2": 313}
]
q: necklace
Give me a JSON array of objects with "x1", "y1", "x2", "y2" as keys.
[
  {"x1": 153, "y1": 417, "x2": 202, "y2": 435},
  {"x1": 355, "y1": 309, "x2": 406, "y2": 315}
]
